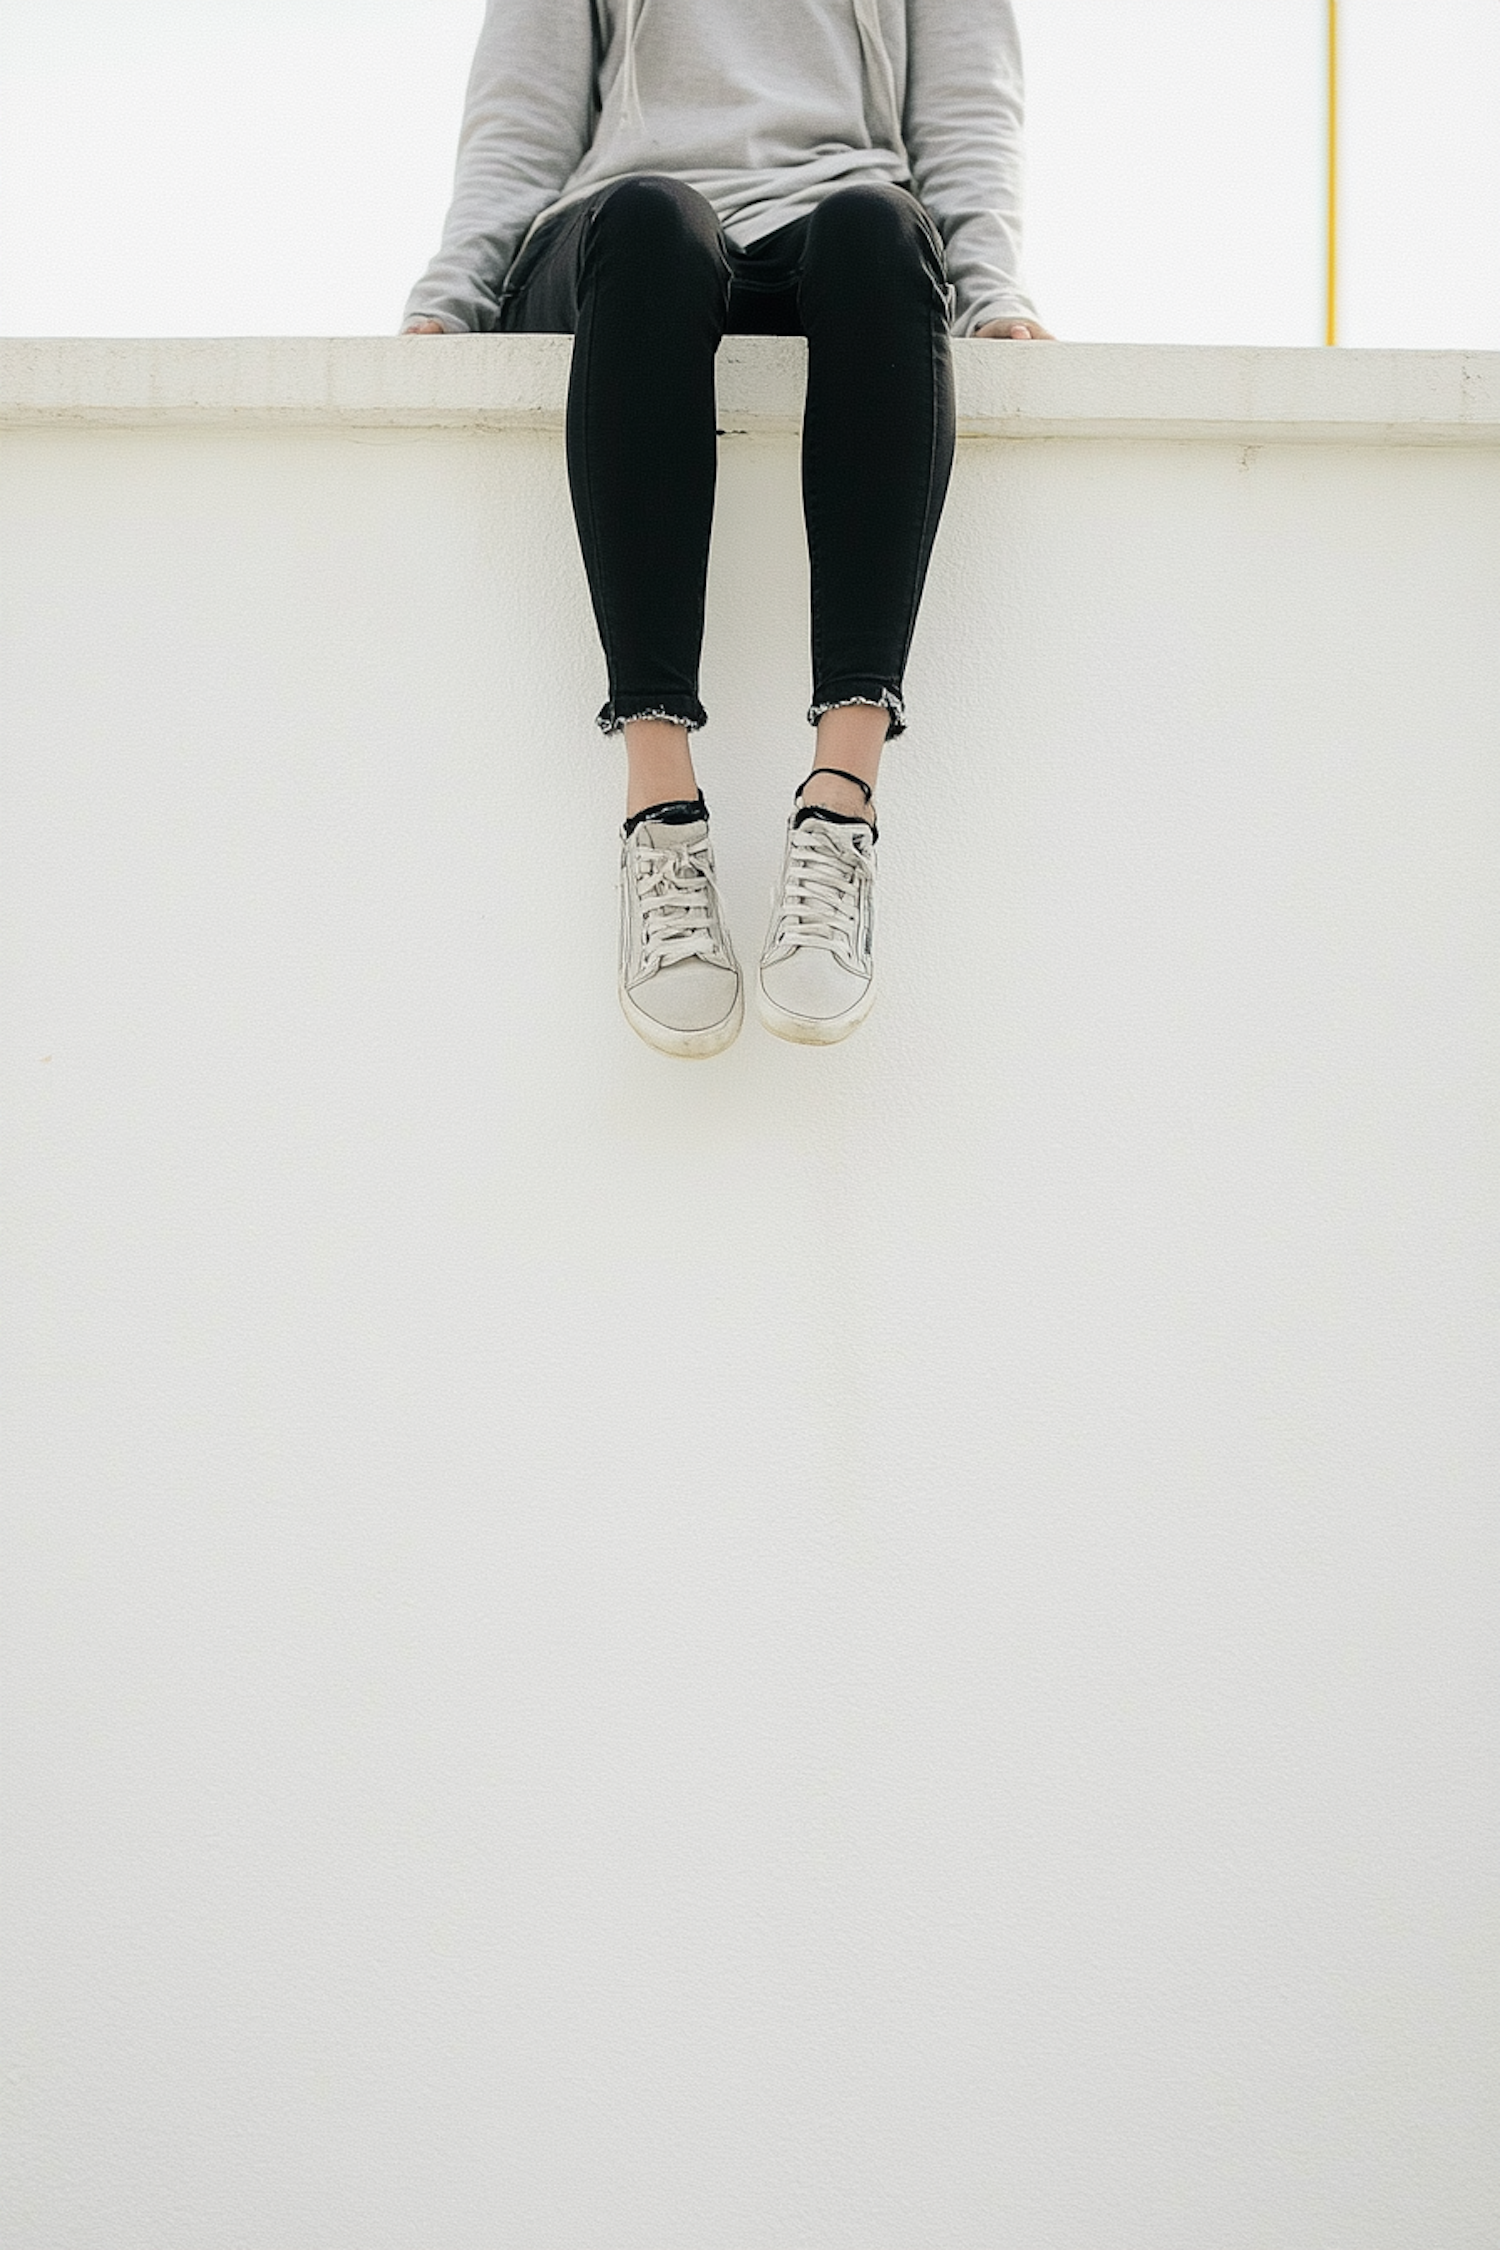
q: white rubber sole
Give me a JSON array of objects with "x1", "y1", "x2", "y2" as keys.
[
  {"x1": 755, "y1": 971, "x2": 876, "y2": 1046},
  {"x1": 619, "y1": 982, "x2": 744, "y2": 1059}
]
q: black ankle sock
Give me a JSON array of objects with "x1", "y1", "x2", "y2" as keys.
[{"x1": 623, "y1": 796, "x2": 707, "y2": 838}]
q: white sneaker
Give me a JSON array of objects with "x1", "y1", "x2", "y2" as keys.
[
  {"x1": 757, "y1": 793, "x2": 877, "y2": 1045},
  {"x1": 618, "y1": 805, "x2": 743, "y2": 1058}
]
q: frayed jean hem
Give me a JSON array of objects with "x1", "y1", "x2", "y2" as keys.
[
  {"x1": 807, "y1": 686, "x2": 906, "y2": 739},
  {"x1": 597, "y1": 699, "x2": 708, "y2": 736}
]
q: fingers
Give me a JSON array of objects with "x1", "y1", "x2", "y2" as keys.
[{"x1": 973, "y1": 316, "x2": 1056, "y2": 341}]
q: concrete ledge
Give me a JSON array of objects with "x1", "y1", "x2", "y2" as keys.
[{"x1": 3, "y1": 335, "x2": 1500, "y2": 444}]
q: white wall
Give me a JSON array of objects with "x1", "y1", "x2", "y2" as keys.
[{"x1": 3, "y1": 344, "x2": 1498, "y2": 2250}]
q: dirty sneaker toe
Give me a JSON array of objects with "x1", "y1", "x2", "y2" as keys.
[
  {"x1": 757, "y1": 800, "x2": 876, "y2": 1045},
  {"x1": 619, "y1": 803, "x2": 743, "y2": 1058}
]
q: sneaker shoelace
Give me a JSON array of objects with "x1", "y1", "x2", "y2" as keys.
[
  {"x1": 634, "y1": 836, "x2": 725, "y2": 973},
  {"x1": 771, "y1": 819, "x2": 873, "y2": 965}
]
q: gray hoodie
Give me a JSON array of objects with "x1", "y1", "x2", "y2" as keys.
[{"x1": 404, "y1": 0, "x2": 1037, "y2": 337}]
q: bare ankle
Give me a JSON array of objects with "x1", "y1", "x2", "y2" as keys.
[
  {"x1": 624, "y1": 719, "x2": 698, "y2": 820},
  {"x1": 808, "y1": 702, "x2": 887, "y2": 816}
]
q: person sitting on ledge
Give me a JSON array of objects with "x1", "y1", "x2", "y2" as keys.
[{"x1": 404, "y1": 0, "x2": 1052, "y2": 1055}]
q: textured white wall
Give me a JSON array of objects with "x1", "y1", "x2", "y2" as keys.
[{"x1": 3, "y1": 368, "x2": 1498, "y2": 2248}]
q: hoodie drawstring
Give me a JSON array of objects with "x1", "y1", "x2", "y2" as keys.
[
  {"x1": 619, "y1": 0, "x2": 645, "y2": 126},
  {"x1": 851, "y1": 0, "x2": 907, "y2": 159}
]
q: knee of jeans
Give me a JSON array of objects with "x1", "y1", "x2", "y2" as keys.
[
  {"x1": 805, "y1": 184, "x2": 941, "y2": 280},
  {"x1": 591, "y1": 175, "x2": 724, "y2": 266}
]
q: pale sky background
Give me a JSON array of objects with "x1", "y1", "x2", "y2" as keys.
[{"x1": 0, "y1": 0, "x2": 1496, "y2": 346}]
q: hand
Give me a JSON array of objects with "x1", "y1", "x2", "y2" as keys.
[
  {"x1": 403, "y1": 320, "x2": 447, "y2": 334},
  {"x1": 974, "y1": 318, "x2": 1055, "y2": 340}
]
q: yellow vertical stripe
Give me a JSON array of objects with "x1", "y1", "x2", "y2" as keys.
[{"x1": 1326, "y1": 0, "x2": 1340, "y2": 345}]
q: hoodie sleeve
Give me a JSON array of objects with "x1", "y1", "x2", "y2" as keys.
[
  {"x1": 402, "y1": 0, "x2": 599, "y2": 332},
  {"x1": 902, "y1": 0, "x2": 1039, "y2": 335}
]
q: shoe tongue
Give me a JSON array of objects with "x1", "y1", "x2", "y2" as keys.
[
  {"x1": 795, "y1": 806, "x2": 872, "y2": 844},
  {"x1": 638, "y1": 817, "x2": 708, "y2": 850}
]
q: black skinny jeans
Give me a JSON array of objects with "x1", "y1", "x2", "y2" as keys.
[{"x1": 500, "y1": 175, "x2": 956, "y2": 738}]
